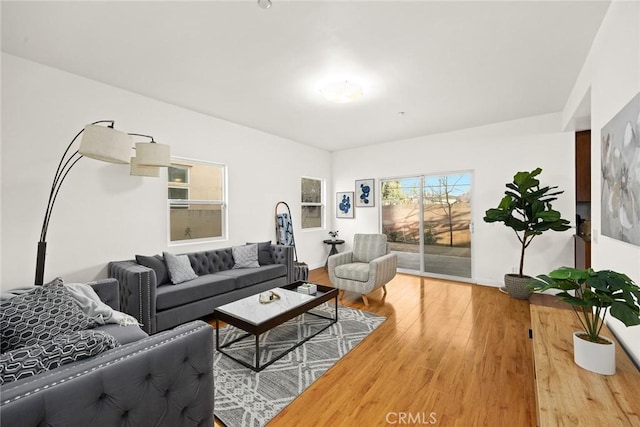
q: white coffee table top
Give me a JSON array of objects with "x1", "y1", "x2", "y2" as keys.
[{"x1": 216, "y1": 287, "x2": 315, "y2": 325}]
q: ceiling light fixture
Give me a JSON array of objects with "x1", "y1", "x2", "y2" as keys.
[
  {"x1": 320, "y1": 80, "x2": 363, "y2": 104},
  {"x1": 257, "y1": 0, "x2": 272, "y2": 9}
]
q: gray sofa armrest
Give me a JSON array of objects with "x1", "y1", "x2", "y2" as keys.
[
  {"x1": 271, "y1": 244, "x2": 295, "y2": 284},
  {"x1": 88, "y1": 278, "x2": 119, "y2": 310},
  {"x1": 108, "y1": 261, "x2": 157, "y2": 334},
  {"x1": 0, "y1": 321, "x2": 214, "y2": 427}
]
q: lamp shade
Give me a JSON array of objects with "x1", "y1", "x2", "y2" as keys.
[
  {"x1": 135, "y1": 142, "x2": 170, "y2": 167},
  {"x1": 130, "y1": 156, "x2": 160, "y2": 177},
  {"x1": 78, "y1": 124, "x2": 132, "y2": 164}
]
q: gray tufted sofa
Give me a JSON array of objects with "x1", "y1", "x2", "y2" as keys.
[
  {"x1": 0, "y1": 279, "x2": 214, "y2": 426},
  {"x1": 109, "y1": 244, "x2": 294, "y2": 334}
]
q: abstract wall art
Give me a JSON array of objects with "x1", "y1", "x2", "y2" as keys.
[
  {"x1": 336, "y1": 191, "x2": 355, "y2": 218},
  {"x1": 601, "y1": 91, "x2": 640, "y2": 246},
  {"x1": 355, "y1": 179, "x2": 375, "y2": 207}
]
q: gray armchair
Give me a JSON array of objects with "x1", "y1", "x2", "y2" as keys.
[{"x1": 328, "y1": 233, "x2": 398, "y2": 305}]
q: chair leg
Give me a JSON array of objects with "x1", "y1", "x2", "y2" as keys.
[
  {"x1": 383, "y1": 285, "x2": 388, "y2": 295},
  {"x1": 339, "y1": 290, "x2": 345, "y2": 301},
  {"x1": 362, "y1": 294, "x2": 369, "y2": 306}
]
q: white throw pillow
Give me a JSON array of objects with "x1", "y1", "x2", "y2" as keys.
[{"x1": 232, "y1": 244, "x2": 260, "y2": 269}]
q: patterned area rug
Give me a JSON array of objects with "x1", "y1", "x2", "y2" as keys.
[{"x1": 214, "y1": 303, "x2": 385, "y2": 427}]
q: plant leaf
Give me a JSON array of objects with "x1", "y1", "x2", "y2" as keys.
[{"x1": 610, "y1": 302, "x2": 640, "y2": 327}]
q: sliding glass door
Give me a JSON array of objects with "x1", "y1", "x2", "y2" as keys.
[{"x1": 381, "y1": 172, "x2": 473, "y2": 280}]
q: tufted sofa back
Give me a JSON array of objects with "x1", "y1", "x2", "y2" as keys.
[
  {"x1": 0, "y1": 321, "x2": 214, "y2": 427},
  {"x1": 186, "y1": 249, "x2": 235, "y2": 275}
]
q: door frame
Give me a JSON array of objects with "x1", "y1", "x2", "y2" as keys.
[{"x1": 379, "y1": 169, "x2": 476, "y2": 283}]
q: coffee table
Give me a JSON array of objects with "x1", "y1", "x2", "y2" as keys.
[{"x1": 214, "y1": 281, "x2": 338, "y2": 372}]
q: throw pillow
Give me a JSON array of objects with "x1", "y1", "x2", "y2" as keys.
[
  {"x1": 136, "y1": 254, "x2": 170, "y2": 285},
  {"x1": 232, "y1": 244, "x2": 260, "y2": 269},
  {"x1": 247, "y1": 241, "x2": 274, "y2": 265},
  {"x1": 0, "y1": 329, "x2": 118, "y2": 385},
  {"x1": 0, "y1": 278, "x2": 98, "y2": 353},
  {"x1": 163, "y1": 252, "x2": 198, "y2": 284}
]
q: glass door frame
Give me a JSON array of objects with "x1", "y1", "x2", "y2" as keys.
[{"x1": 379, "y1": 169, "x2": 476, "y2": 283}]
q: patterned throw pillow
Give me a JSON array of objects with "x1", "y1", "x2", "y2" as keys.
[
  {"x1": 0, "y1": 329, "x2": 118, "y2": 384},
  {"x1": 163, "y1": 252, "x2": 198, "y2": 284},
  {"x1": 232, "y1": 244, "x2": 260, "y2": 269},
  {"x1": 0, "y1": 278, "x2": 98, "y2": 353}
]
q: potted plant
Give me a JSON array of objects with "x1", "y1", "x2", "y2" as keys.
[
  {"x1": 528, "y1": 267, "x2": 640, "y2": 375},
  {"x1": 483, "y1": 167, "x2": 571, "y2": 299},
  {"x1": 328, "y1": 230, "x2": 339, "y2": 241}
]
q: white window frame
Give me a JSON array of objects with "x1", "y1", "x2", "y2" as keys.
[
  {"x1": 300, "y1": 176, "x2": 325, "y2": 230},
  {"x1": 168, "y1": 157, "x2": 228, "y2": 246},
  {"x1": 168, "y1": 187, "x2": 190, "y2": 207}
]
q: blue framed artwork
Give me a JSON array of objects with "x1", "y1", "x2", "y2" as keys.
[
  {"x1": 336, "y1": 192, "x2": 354, "y2": 218},
  {"x1": 355, "y1": 179, "x2": 375, "y2": 207}
]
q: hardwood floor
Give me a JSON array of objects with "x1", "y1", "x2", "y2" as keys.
[{"x1": 214, "y1": 269, "x2": 537, "y2": 427}]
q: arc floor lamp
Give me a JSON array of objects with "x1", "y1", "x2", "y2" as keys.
[{"x1": 35, "y1": 120, "x2": 170, "y2": 285}]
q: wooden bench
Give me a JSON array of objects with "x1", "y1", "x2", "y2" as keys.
[{"x1": 530, "y1": 301, "x2": 640, "y2": 426}]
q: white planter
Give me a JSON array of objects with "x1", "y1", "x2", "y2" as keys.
[{"x1": 573, "y1": 332, "x2": 616, "y2": 375}]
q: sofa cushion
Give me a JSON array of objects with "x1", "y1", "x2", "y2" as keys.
[
  {"x1": 334, "y1": 263, "x2": 370, "y2": 282},
  {"x1": 156, "y1": 274, "x2": 236, "y2": 311},
  {"x1": 95, "y1": 324, "x2": 148, "y2": 345},
  {"x1": 135, "y1": 254, "x2": 170, "y2": 285},
  {"x1": 247, "y1": 241, "x2": 274, "y2": 265},
  {"x1": 0, "y1": 278, "x2": 98, "y2": 353},
  {"x1": 232, "y1": 244, "x2": 260, "y2": 269},
  {"x1": 163, "y1": 252, "x2": 198, "y2": 284},
  {"x1": 217, "y1": 264, "x2": 286, "y2": 289},
  {"x1": 0, "y1": 329, "x2": 118, "y2": 385}
]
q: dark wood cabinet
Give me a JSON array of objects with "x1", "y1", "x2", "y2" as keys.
[
  {"x1": 575, "y1": 130, "x2": 591, "y2": 202},
  {"x1": 575, "y1": 130, "x2": 591, "y2": 268}
]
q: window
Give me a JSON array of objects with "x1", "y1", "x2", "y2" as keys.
[
  {"x1": 301, "y1": 177, "x2": 324, "y2": 229},
  {"x1": 168, "y1": 159, "x2": 226, "y2": 243}
]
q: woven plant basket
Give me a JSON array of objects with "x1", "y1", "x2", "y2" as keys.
[{"x1": 503, "y1": 274, "x2": 533, "y2": 300}]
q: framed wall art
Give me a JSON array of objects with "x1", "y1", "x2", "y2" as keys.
[
  {"x1": 601, "y1": 91, "x2": 640, "y2": 246},
  {"x1": 355, "y1": 178, "x2": 375, "y2": 207},
  {"x1": 336, "y1": 191, "x2": 355, "y2": 218}
]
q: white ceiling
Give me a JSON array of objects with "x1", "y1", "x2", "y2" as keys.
[{"x1": 1, "y1": 0, "x2": 610, "y2": 151}]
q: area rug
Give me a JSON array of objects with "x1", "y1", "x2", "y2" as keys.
[{"x1": 213, "y1": 303, "x2": 386, "y2": 427}]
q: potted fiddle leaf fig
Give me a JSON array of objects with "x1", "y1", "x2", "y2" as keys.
[
  {"x1": 483, "y1": 167, "x2": 571, "y2": 299},
  {"x1": 528, "y1": 267, "x2": 640, "y2": 375}
]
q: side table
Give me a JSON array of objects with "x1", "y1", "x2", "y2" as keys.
[{"x1": 323, "y1": 239, "x2": 345, "y2": 268}]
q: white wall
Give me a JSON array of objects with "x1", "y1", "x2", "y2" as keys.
[
  {"x1": 330, "y1": 113, "x2": 576, "y2": 287},
  {"x1": 1, "y1": 54, "x2": 332, "y2": 289},
  {"x1": 563, "y1": 1, "x2": 640, "y2": 366}
]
